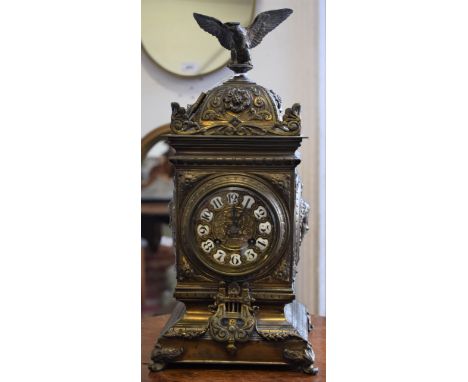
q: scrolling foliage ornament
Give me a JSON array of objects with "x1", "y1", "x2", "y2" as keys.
[{"x1": 170, "y1": 76, "x2": 301, "y2": 136}]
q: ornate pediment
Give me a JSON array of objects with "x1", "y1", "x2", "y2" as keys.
[{"x1": 170, "y1": 75, "x2": 301, "y2": 136}]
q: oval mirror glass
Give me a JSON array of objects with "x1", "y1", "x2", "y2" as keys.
[{"x1": 142, "y1": 0, "x2": 256, "y2": 77}]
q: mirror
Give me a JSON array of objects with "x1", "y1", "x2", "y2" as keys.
[{"x1": 141, "y1": 0, "x2": 256, "y2": 77}]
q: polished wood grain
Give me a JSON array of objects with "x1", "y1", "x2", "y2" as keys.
[{"x1": 142, "y1": 314, "x2": 326, "y2": 382}]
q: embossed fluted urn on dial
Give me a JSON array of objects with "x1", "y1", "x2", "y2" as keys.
[{"x1": 149, "y1": 8, "x2": 318, "y2": 375}]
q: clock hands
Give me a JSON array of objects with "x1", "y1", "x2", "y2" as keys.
[
  {"x1": 225, "y1": 197, "x2": 258, "y2": 239},
  {"x1": 228, "y1": 207, "x2": 240, "y2": 236},
  {"x1": 231, "y1": 206, "x2": 238, "y2": 222},
  {"x1": 228, "y1": 204, "x2": 250, "y2": 237}
]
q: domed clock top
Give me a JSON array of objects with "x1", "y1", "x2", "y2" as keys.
[
  {"x1": 170, "y1": 76, "x2": 302, "y2": 136},
  {"x1": 170, "y1": 8, "x2": 301, "y2": 137}
]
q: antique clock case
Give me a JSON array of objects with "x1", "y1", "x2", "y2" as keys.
[
  {"x1": 149, "y1": 8, "x2": 317, "y2": 375},
  {"x1": 149, "y1": 74, "x2": 317, "y2": 374}
]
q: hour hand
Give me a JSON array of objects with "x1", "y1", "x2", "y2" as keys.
[
  {"x1": 228, "y1": 207, "x2": 240, "y2": 235},
  {"x1": 231, "y1": 207, "x2": 238, "y2": 224}
]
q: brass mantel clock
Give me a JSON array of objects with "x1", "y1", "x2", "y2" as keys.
[{"x1": 149, "y1": 8, "x2": 318, "y2": 375}]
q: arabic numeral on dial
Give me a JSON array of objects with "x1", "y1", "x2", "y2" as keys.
[
  {"x1": 197, "y1": 224, "x2": 210, "y2": 236},
  {"x1": 213, "y1": 249, "x2": 226, "y2": 263},
  {"x1": 258, "y1": 221, "x2": 272, "y2": 235},
  {"x1": 255, "y1": 238, "x2": 268, "y2": 252},
  {"x1": 200, "y1": 208, "x2": 213, "y2": 222},
  {"x1": 241, "y1": 195, "x2": 255, "y2": 209},
  {"x1": 254, "y1": 206, "x2": 267, "y2": 219},
  {"x1": 229, "y1": 254, "x2": 242, "y2": 266},
  {"x1": 226, "y1": 192, "x2": 239, "y2": 205},
  {"x1": 210, "y1": 196, "x2": 224, "y2": 210},
  {"x1": 244, "y1": 249, "x2": 258, "y2": 262},
  {"x1": 201, "y1": 239, "x2": 215, "y2": 253}
]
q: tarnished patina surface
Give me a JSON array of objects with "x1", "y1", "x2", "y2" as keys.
[{"x1": 148, "y1": 7, "x2": 317, "y2": 375}]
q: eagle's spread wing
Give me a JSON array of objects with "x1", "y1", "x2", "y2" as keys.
[
  {"x1": 193, "y1": 13, "x2": 232, "y2": 50},
  {"x1": 247, "y1": 8, "x2": 293, "y2": 49}
]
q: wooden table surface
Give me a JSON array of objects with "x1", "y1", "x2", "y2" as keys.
[{"x1": 142, "y1": 314, "x2": 326, "y2": 382}]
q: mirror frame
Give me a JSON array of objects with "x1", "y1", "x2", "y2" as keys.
[
  {"x1": 141, "y1": 123, "x2": 171, "y2": 162},
  {"x1": 141, "y1": 0, "x2": 257, "y2": 78}
]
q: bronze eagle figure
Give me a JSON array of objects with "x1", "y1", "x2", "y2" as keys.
[{"x1": 193, "y1": 8, "x2": 293, "y2": 73}]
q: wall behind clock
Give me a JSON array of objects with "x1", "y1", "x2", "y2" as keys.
[{"x1": 141, "y1": 0, "x2": 325, "y2": 316}]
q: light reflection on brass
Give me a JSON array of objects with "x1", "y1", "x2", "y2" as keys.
[{"x1": 148, "y1": 7, "x2": 318, "y2": 375}]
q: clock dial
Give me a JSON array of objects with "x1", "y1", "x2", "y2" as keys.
[{"x1": 192, "y1": 187, "x2": 275, "y2": 273}]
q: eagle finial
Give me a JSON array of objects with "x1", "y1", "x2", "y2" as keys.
[{"x1": 193, "y1": 8, "x2": 293, "y2": 74}]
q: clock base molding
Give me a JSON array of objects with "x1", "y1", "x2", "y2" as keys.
[{"x1": 149, "y1": 299, "x2": 318, "y2": 374}]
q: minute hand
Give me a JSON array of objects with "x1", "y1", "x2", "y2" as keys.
[{"x1": 231, "y1": 207, "x2": 238, "y2": 224}]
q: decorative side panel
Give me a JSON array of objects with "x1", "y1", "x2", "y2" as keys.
[{"x1": 293, "y1": 173, "x2": 310, "y2": 281}]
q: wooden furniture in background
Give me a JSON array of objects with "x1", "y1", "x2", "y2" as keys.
[
  {"x1": 141, "y1": 202, "x2": 170, "y2": 216},
  {"x1": 142, "y1": 124, "x2": 175, "y2": 316},
  {"x1": 141, "y1": 314, "x2": 326, "y2": 382},
  {"x1": 142, "y1": 243, "x2": 146, "y2": 304},
  {"x1": 141, "y1": 124, "x2": 170, "y2": 161}
]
